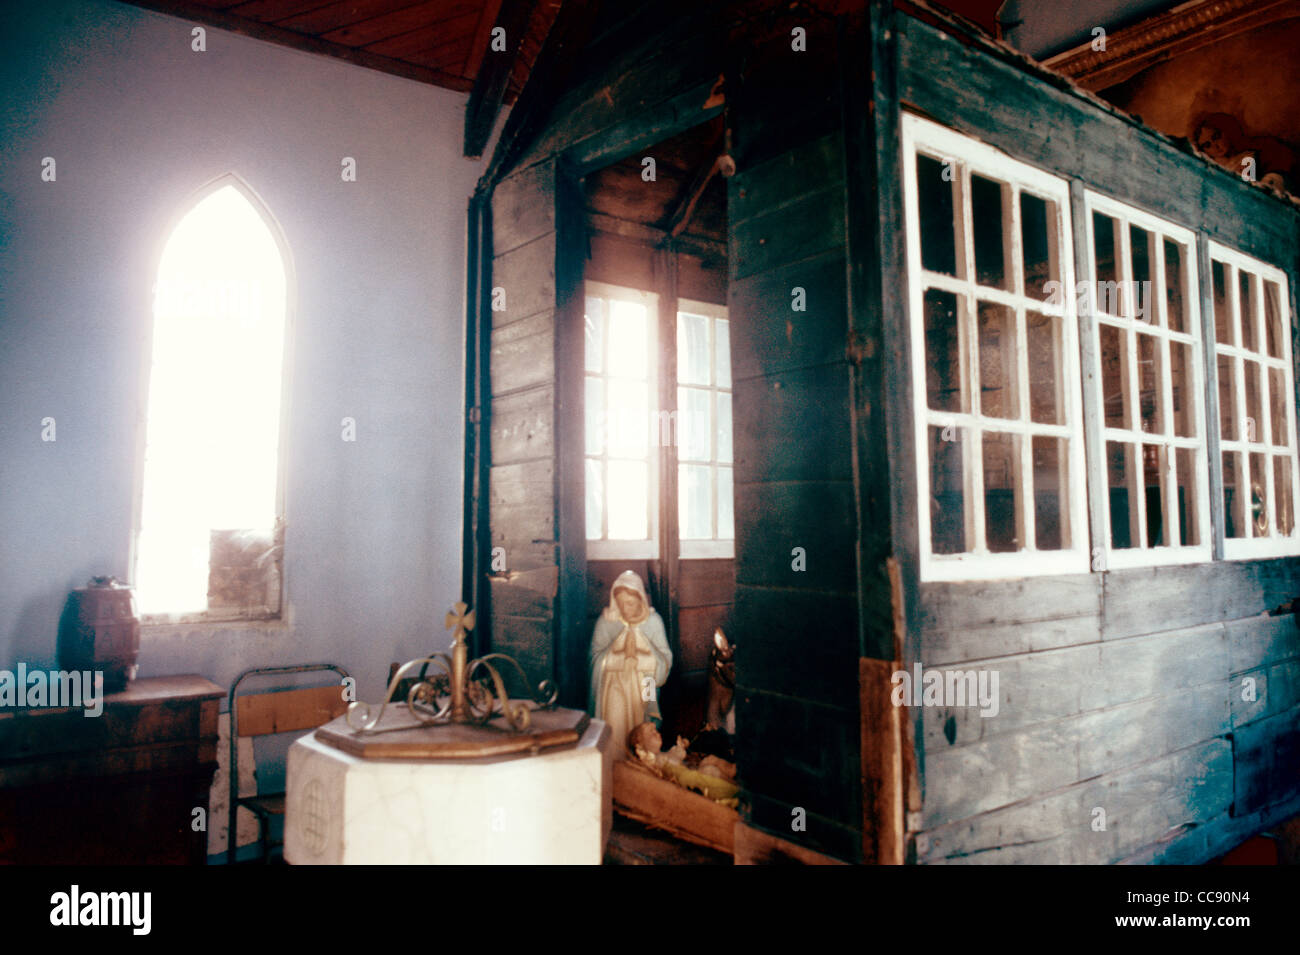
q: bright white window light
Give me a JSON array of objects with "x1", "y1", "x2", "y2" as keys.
[{"x1": 135, "y1": 183, "x2": 287, "y2": 614}]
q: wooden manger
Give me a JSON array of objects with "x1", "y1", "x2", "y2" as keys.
[{"x1": 612, "y1": 759, "x2": 738, "y2": 857}]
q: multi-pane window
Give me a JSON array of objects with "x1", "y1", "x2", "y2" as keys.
[
  {"x1": 677, "y1": 300, "x2": 734, "y2": 559},
  {"x1": 1209, "y1": 244, "x2": 1300, "y2": 557},
  {"x1": 902, "y1": 113, "x2": 1088, "y2": 581},
  {"x1": 584, "y1": 282, "x2": 659, "y2": 560},
  {"x1": 1085, "y1": 195, "x2": 1210, "y2": 566}
]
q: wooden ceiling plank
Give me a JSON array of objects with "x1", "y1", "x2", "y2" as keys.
[
  {"x1": 272, "y1": 0, "x2": 437, "y2": 35},
  {"x1": 118, "y1": 0, "x2": 474, "y2": 91},
  {"x1": 363, "y1": 11, "x2": 479, "y2": 59},
  {"x1": 463, "y1": 0, "x2": 543, "y2": 157},
  {"x1": 226, "y1": 0, "x2": 335, "y2": 21},
  {"x1": 318, "y1": 0, "x2": 472, "y2": 47}
]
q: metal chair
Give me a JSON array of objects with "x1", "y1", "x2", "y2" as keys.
[{"x1": 226, "y1": 663, "x2": 350, "y2": 864}]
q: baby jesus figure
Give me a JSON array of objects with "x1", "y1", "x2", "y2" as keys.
[{"x1": 630, "y1": 721, "x2": 738, "y2": 781}]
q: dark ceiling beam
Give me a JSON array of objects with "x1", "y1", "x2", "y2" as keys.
[
  {"x1": 463, "y1": 0, "x2": 544, "y2": 158},
  {"x1": 115, "y1": 0, "x2": 474, "y2": 92}
]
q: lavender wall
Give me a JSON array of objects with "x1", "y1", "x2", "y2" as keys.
[{"x1": 0, "y1": 0, "x2": 483, "y2": 704}]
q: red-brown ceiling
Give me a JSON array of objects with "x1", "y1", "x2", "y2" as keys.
[{"x1": 121, "y1": 0, "x2": 562, "y2": 100}]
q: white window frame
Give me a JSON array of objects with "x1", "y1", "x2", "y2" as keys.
[
  {"x1": 584, "y1": 280, "x2": 660, "y2": 561},
  {"x1": 902, "y1": 112, "x2": 1089, "y2": 582},
  {"x1": 677, "y1": 298, "x2": 734, "y2": 560},
  {"x1": 1208, "y1": 242, "x2": 1300, "y2": 560},
  {"x1": 1084, "y1": 192, "x2": 1212, "y2": 568}
]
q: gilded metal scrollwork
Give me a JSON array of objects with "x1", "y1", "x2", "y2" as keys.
[{"x1": 346, "y1": 602, "x2": 557, "y2": 734}]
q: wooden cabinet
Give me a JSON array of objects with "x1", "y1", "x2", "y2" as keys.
[{"x1": 0, "y1": 675, "x2": 222, "y2": 865}]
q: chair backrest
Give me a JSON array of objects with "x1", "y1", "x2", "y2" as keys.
[
  {"x1": 235, "y1": 684, "x2": 348, "y2": 738},
  {"x1": 226, "y1": 663, "x2": 350, "y2": 864}
]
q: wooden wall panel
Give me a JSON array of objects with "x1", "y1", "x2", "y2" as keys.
[
  {"x1": 732, "y1": 366, "x2": 853, "y2": 484},
  {"x1": 489, "y1": 385, "x2": 554, "y2": 465},
  {"x1": 728, "y1": 251, "x2": 849, "y2": 382},
  {"x1": 735, "y1": 587, "x2": 858, "y2": 707},
  {"x1": 915, "y1": 739, "x2": 1234, "y2": 864}
]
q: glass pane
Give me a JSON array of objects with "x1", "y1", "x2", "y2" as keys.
[
  {"x1": 1244, "y1": 360, "x2": 1262, "y2": 444},
  {"x1": 677, "y1": 310, "x2": 709, "y2": 385},
  {"x1": 715, "y1": 318, "x2": 731, "y2": 389},
  {"x1": 1175, "y1": 446, "x2": 1199, "y2": 547},
  {"x1": 1274, "y1": 456, "x2": 1294, "y2": 536},
  {"x1": 584, "y1": 297, "x2": 604, "y2": 373},
  {"x1": 1239, "y1": 271, "x2": 1258, "y2": 353},
  {"x1": 1093, "y1": 213, "x2": 1124, "y2": 317},
  {"x1": 1107, "y1": 441, "x2": 1139, "y2": 549},
  {"x1": 1099, "y1": 323, "x2": 1130, "y2": 429},
  {"x1": 607, "y1": 379, "x2": 648, "y2": 456},
  {"x1": 677, "y1": 387, "x2": 711, "y2": 461},
  {"x1": 1217, "y1": 355, "x2": 1237, "y2": 441},
  {"x1": 1130, "y1": 225, "x2": 1154, "y2": 325},
  {"x1": 716, "y1": 392, "x2": 732, "y2": 465},
  {"x1": 1170, "y1": 340, "x2": 1195, "y2": 438},
  {"x1": 1020, "y1": 192, "x2": 1055, "y2": 301},
  {"x1": 1032, "y1": 435, "x2": 1066, "y2": 550},
  {"x1": 585, "y1": 459, "x2": 603, "y2": 540},
  {"x1": 1223, "y1": 451, "x2": 1244, "y2": 539},
  {"x1": 1270, "y1": 366, "x2": 1289, "y2": 447},
  {"x1": 1264, "y1": 280, "x2": 1284, "y2": 359},
  {"x1": 1164, "y1": 238, "x2": 1188, "y2": 333},
  {"x1": 718, "y1": 466, "x2": 734, "y2": 540},
  {"x1": 924, "y1": 289, "x2": 963, "y2": 412},
  {"x1": 609, "y1": 299, "x2": 648, "y2": 380},
  {"x1": 929, "y1": 425, "x2": 965, "y2": 554},
  {"x1": 607, "y1": 459, "x2": 648, "y2": 540},
  {"x1": 1027, "y1": 311, "x2": 1061, "y2": 425},
  {"x1": 971, "y1": 174, "x2": 1007, "y2": 290},
  {"x1": 678, "y1": 464, "x2": 711, "y2": 540},
  {"x1": 978, "y1": 301, "x2": 1017, "y2": 420},
  {"x1": 1143, "y1": 444, "x2": 1166, "y2": 547},
  {"x1": 1250, "y1": 452, "x2": 1269, "y2": 537},
  {"x1": 1213, "y1": 261, "x2": 1232, "y2": 345},
  {"x1": 585, "y1": 377, "x2": 604, "y2": 455},
  {"x1": 1137, "y1": 332, "x2": 1162, "y2": 434},
  {"x1": 983, "y1": 431, "x2": 1020, "y2": 553},
  {"x1": 917, "y1": 153, "x2": 957, "y2": 276}
]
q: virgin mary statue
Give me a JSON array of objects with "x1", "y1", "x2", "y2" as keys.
[{"x1": 589, "y1": 570, "x2": 672, "y2": 756}]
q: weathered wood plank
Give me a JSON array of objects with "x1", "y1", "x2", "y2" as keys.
[
  {"x1": 492, "y1": 234, "x2": 556, "y2": 328},
  {"x1": 743, "y1": 791, "x2": 861, "y2": 864},
  {"x1": 920, "y1": 575, "x2": 1101, "y2": 633},
  {"x1": 925, "y1": 615, "x2": 1100, "y2": 667},
  {"x1": 734, "y1": 586, "x2": 858, "y2": 707},
  {"x1": 491, "y1": 613, "x2": 554, "y2": 693},
  {"x1": 735, "y1": 688, "x2": 860, "y2": 847},
  {"x1": 729, "y1": 133, "x2": 844, "y2": 228},
  {"x1": 1101, "y1": 558, "x2": 1300, "y2": 639},
  {"x1": 921, "y1": 681, "x2": 1229, "y2": 827},
  {"x1": 915, "y1": 739, "x2": 1234, "y2": 864},
  {"x1": 732, "y1": 366, "x2": 853, "y2": 484},
  {"x1": 489, "y1": 321, "x2": 554, "y2": 397},
  {"x1": 490, "y1": 384, "x2": 554, "y2": 465},
  {"x1": 860, "y1": 658, "x2": 904, "y2": 865},
  {"x1": 488, "y1": 568, "x2": 557, "y2": 620},
  {"x1": 1227, "y1": 612, "x2": 1300, "y2": 673},
  {"x1": 922, "y1": 624, "x2": 1228, "y2": 751},
  {"x1": 730, "y1": 186, "x2": 847, "y2": 281},
  {"x1": 1232, "y1": 704, "x2": 1300, "y2": 816},
  {"x1": 728, "y1": 250, "x2": 848, "y2": 382},
  {"x1": 733, "y1": 481, "x2": 857, "y2": 592},
  {"x1": 489, "y1": 460, "x2": 555, "y2": 547},
  {"x1": 492, "y1": 159, "x2": 556, "y2": 256}
]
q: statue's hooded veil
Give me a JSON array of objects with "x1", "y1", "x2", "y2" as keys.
[{"x1": 604, "y1": 569, "x2": 652, "y2": 625}]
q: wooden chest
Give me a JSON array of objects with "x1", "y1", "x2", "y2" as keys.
[{"x1": 0, "y1": 674, "x2": 222, "y2": 865}]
